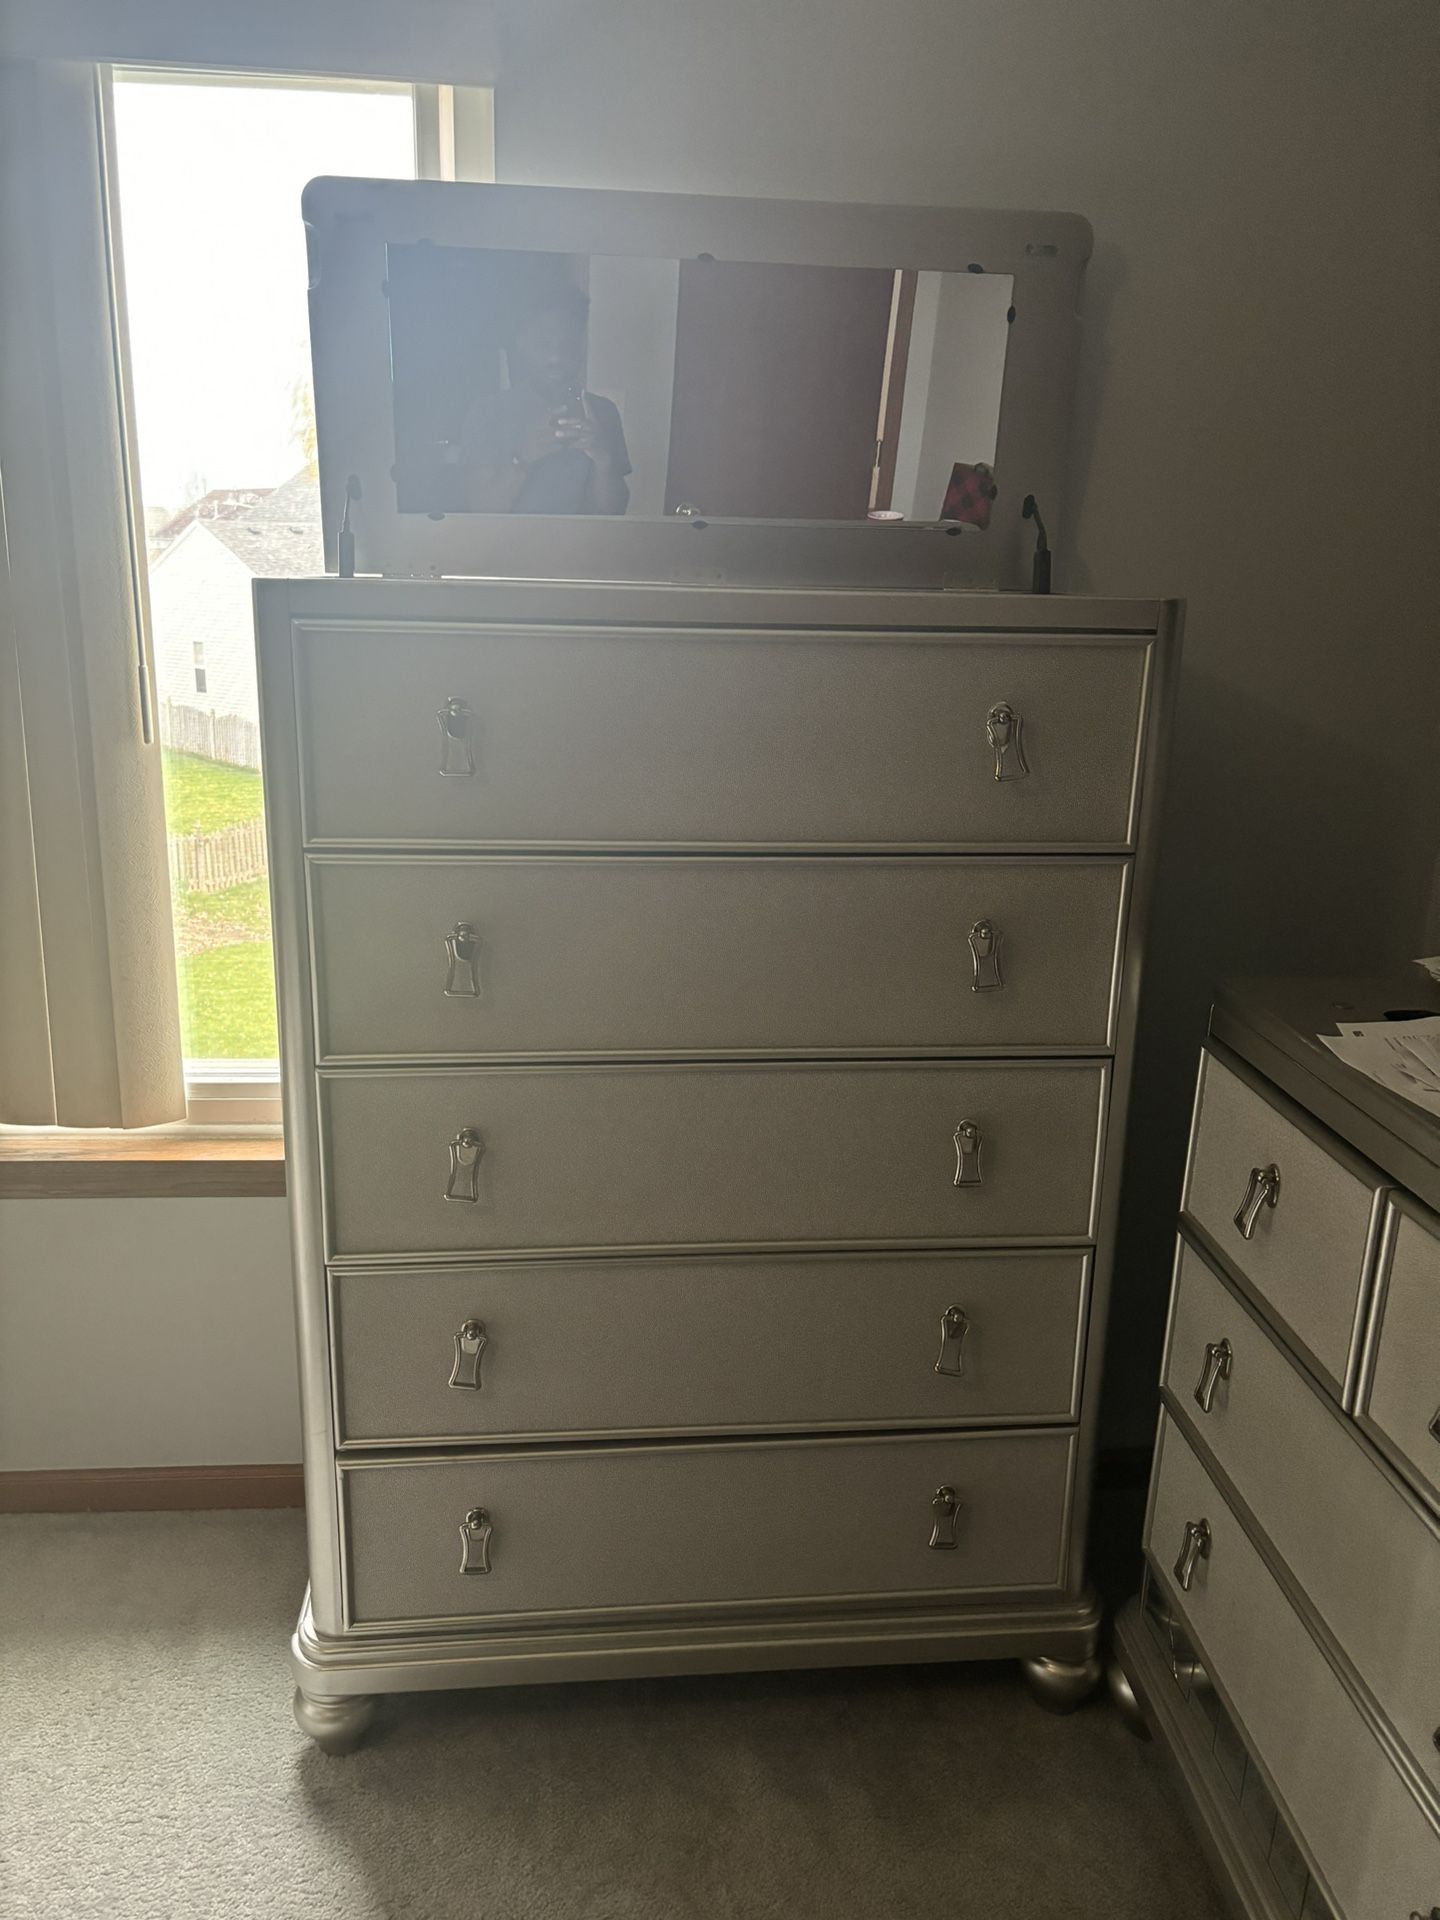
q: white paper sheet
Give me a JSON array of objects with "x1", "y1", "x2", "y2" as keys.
[{"x1": 1318, "y1": 1016, "x2": 1440, "y2": 1119}]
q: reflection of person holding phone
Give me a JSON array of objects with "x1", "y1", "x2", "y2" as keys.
[{"x1": 460, "y1": 285, "x2": 630, "y2": 514}]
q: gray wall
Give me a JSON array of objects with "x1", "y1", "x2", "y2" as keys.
[{"x1": 3, "y1": 0, "x2": 1436, "y2": 1467}]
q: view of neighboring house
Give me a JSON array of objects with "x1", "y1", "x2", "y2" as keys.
[{"x1": 147, "y1": 470, "x2": 322, "y2": 735}]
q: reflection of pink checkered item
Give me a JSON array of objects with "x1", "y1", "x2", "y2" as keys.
[{"x1": 940, "y1": 461, "x2": 998, "y2": 528}]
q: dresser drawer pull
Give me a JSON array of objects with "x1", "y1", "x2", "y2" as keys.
[
  {"x1": 986, "y1": 701, "x2": 1029, "y2": 782},
  {"x1": 443, "y1": 1127, "x2": 485, "y2": 1202},
  {"x1": 935, "y1": 1305, "x2": 970, "y2": 1377},
  {"x1": 1173, "y1": 1517, "x2": 1212, "y2": 1592},
  {"x1": 952, "y1": 1122, "x2": 984, "y2": 1188},
  {"x1": 1232, "y1": 1163, "x2": 1280, "y2": 1240},
  {"x1": 1192, "y1": 1338, "x2": 1233, "y2": 1414},
  {"x1": 1428, "y1": 1406, "x2": 1440, "y2": 1446},
  {"x1": 967, "y1": 919, "x2": 1004, "y2": 992},
  {"x1": 436, "y1": 696, "x2": 476, "y2": 777},
  {"x1": 443, "y1": 922, "x2": 482, "y2": 997},
  {"x1": 928, "y1": 1485, "x2": 961, "y2": 1550},
  {"x1": 448, "y1": 1319, "x2": 488, "y2": 1390},
  {"x1": 458, "y1": 1507, "x2": 493, "y2": 1575}
]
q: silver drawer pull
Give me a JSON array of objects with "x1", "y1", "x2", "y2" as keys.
[
  {"x1": 953, "y1": 1121, "x2": 983, "y2": 1188},
  {"x1": 1192, "y1": 1338, "x2": 1233, "y2": 1414},
  {"x1": 1232, "y1": 1163, "x2": 1280, "y2": 1239},
  {"x1": 967, "y1": 919, "x2": 1004, "y2": 992},
  {"x1": 437, "y1": 695, "x2": 476, "y2": 777},
  {"x1": 459, "y1": 1507, "x2": 493, "y2": 1575},
  {"x1": 449, "y1": 1319, "x2": 488, "y2": 1390},
  {"x1": 1173, "y1": 1517, "x2": 1211, "y2": 1592},
  {"x1": 986, "y1": 701, "x2": 1029, "y2": 782},
  {"x1": 443, "y1": 922, "x2": 482, "y2": 997},
  {"x1": 928, "y1": 1485, "x2": 961, "y2": 1550},
  {"x1": 444, "y1": 1127, "x2": 484, "y2": 1203},
  {"x1": 1427, "y1": 1406, "x2": 1440, "y2": 1447},
  {"x1": 935, "y1": 1305, "x2": 970, "y2": 1378}
]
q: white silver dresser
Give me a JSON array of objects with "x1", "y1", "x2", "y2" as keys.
[
  {"x1": 256, "y1": 576, "x2": 1178, "y2": 1752},
  {"x1": 1113, "y1": 976, "x2": 1440, "y2": 1919}
]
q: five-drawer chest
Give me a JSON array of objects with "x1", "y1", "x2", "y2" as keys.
[
  {"x1": 256, "y1": 578, "x2": 1178, "y2": 1752},
  {"x1": 1113, "y1": 975, "x2": 1440, "y2": 1919}
]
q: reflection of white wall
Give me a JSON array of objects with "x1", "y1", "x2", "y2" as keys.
[
  {"x1": 890, "y1": 272, "x2": 1012, "y2": 521},
  {"x1": 584, "y1": 255, "x2": 680, "y2": 517}
]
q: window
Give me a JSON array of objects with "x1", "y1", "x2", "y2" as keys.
[{"x1": 109, "y1": 70, "x2": 420, "y2": 1116}]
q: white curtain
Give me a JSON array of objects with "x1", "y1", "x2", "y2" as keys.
[{"x1": 0, "y1": 59, "x2": 186, "y2": 1126}]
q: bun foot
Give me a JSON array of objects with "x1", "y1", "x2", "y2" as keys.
[
  {"x1": 1020, "y1": 1653, "x2": 1102, "y2": 1715},
  {"x1": 293, "y1": 1686, "x2": 376, "y2": 1755},
  {"x1": 1106, "y1": 1655, "x2": 1152, "y2": 1739}
]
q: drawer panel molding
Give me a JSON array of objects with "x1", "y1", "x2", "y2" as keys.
[
  {"x1": 296, "y1": 624, "x2": 1150, "y2": 849},
  {"x1": 309, "y1": 855, "x2": 1129, "y2": 1062},
  {"x1": 320, "y1": 1060, "x2": 1108, "y2": 1260},
  {"x1": 341, "y1": 1429, "x2": 1076, "y2": 1629},
  {"x1": 330, "y1": 1250, "x2": 1090, "y2": 1445},
  {"x1": 1182, "y1": 1050, "x2": 1386, "y2": 1395},
  {"x1": 1146, "y1": 1418, "x2": 1440, "y2": 1918},
  {"x1": 1163, "y1": 1239, "x2": 1440, "y2": 1803}
]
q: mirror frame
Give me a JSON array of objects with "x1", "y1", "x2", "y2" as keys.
[{"x1": 302, "y1": 179, "x2": 1092, "y2": 589}]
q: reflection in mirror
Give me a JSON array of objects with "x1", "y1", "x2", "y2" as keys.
[{"x1": 386, "y1": 245, "x2": 1013, "y2": 524}]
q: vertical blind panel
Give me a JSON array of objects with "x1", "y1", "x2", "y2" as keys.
[{"x1": 0, "y1": 60, "x2": 184, "y2": 1127}]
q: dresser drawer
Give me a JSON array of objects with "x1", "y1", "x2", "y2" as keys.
[
  {"x1": 1146, "y1": 1418, "x2": 1440, "y2": 1918},
  {"x1": 320, "y1": 1061, "x2": 1106, "y2": 1258},
  {"x1": 341, "y1": 1429, "x2": 1074, "y2": 1628},
  {"x1": 295, "y1": 625, "x2": 1148, "y2": 849},
  {"x1": 1359, "y1": 1197, "x2": 1440, "y2": 1516},
  {"x1": 1164, "y1": 1240, "x2": 1440, "y2": 1797},
  {"x1": 309, "y1": 855, "x2": 1128, "y2": 1061},
  {"x1": 1181, "y1": 1051, "x2": 1384, "y2": 1393},
  {"x1": 330, "y1": 1250, "x2": 1088, "y2": 1444}
]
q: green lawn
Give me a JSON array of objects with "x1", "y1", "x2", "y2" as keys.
[
  {"x1": 162, "y1": 752, "x2": 276, "y2": 1059},
  {"x1": 177, "y1": 942, "x2": 279, "y2": 1060},
  {"x1": 162, "y1": 749, "x2": 264, "y2": 832}
]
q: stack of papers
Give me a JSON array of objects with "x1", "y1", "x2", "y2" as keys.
[{"x1": 1319, "y1": 1016, "x2": 1440, "y2": 1119}]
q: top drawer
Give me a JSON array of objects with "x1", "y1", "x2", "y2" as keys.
[
  {"x1": 1359, "y1": 1196, "x2": 1440, "y2": 1516},
  {"x1": 1182, "y1": 1050, "x2": 1385, "y2": 1396},
  {"x1": 294, "y1": 625, "x2": 1150, "y2": 849}
]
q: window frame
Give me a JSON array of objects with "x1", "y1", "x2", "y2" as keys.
[{"x1": 103, "y1": 65, "x2": 461, "y2": 1131}]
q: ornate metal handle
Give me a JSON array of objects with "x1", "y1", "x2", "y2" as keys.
[
  {"x1": 1173, "y1": 1517, "x2": 1211, "y2": 1593},
  {"x1": 967, "y1": 919, "x2": 1004, "y2": 992},
  {"x1": 928, "y1": 1485, "x2": 960, "y2": 1550},
  {"x1": 449, "y1": 1319, "x2": 488, "y2": 1390},
  {"x1": 1233, "y1": 1164, "x2": 1280, "y2": 1239},
  {"x1": 444, "y1": 1127, "x2": 484, "y2": 1203},
  {"x1": 443, "y1": 922, "x2": 482, "y2": 997},
  {"x1": 1193, "y1": 1338, "x2": 1233, "y2": 1414},
  {"x1": 986, "y1": 701, "x2": 1029, "y2": 782},
  {"x1": 935, "y1": 1306, "x2": 970, "y2": 1378},
  {"x1": 437, "y1": 695, "x2": 476, "y2": 777},
  {"x1": 1428, "y1": 1406, "x2": 1440, "y2": 1446},
  {"x1": 459, "y1": 1507, "x2": 493, "y2": 1575},
  {"x1": 953, "y1": 1121, "x2": 983, "y2": 1188}
]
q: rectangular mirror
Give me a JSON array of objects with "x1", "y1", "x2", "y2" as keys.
[
  {"x1": 387, "y1": 243, "x2": 1013, "y2": 526},
  {"x1": 303, "y1": 181, "x2": 1091, "y2": 585}
]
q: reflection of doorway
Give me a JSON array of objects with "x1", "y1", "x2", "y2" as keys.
[{"x1": 664, "y1": 260, "x2": 905, "y2": 519}]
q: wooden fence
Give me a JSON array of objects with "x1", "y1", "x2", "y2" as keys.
[
  {"x1": 167, "y1": 819, "x2": 268, "y2": 895},
  {"x1": 159, "y1": 697, "x2": 261, "y2": 771}
]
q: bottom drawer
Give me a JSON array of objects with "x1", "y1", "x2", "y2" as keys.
[
  {"x1": 1147, "y1": 1417, "x2": 1439, "y2": 1919},
  {"x1": 342, "y1": 1430, "x2": 1074, "y2": 1629}
]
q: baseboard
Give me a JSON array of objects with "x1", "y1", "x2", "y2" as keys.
[{"x1": 0, "y1": 1464, "x2": 305, "y2": 1513}]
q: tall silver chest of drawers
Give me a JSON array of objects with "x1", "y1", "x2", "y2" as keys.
[
  {"x1": 1114, "y1": 976, "x2": 1440, "y2": 1919},
  {"x1": 256, "y1": 577, "x2": 1178, "y2": 1752}
]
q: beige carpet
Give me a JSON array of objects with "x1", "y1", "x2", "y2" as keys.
[{"x1": 2, "y1": 1511, "x2": 1225, "y2": 1920}]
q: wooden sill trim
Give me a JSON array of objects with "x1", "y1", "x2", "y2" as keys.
[
  {"x1": 0, "y1": 1131, "x2": 285, "y2": 1198},
  {"x1": 0, "y1": 1464, "x2": 304, "y2": 1513}
]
